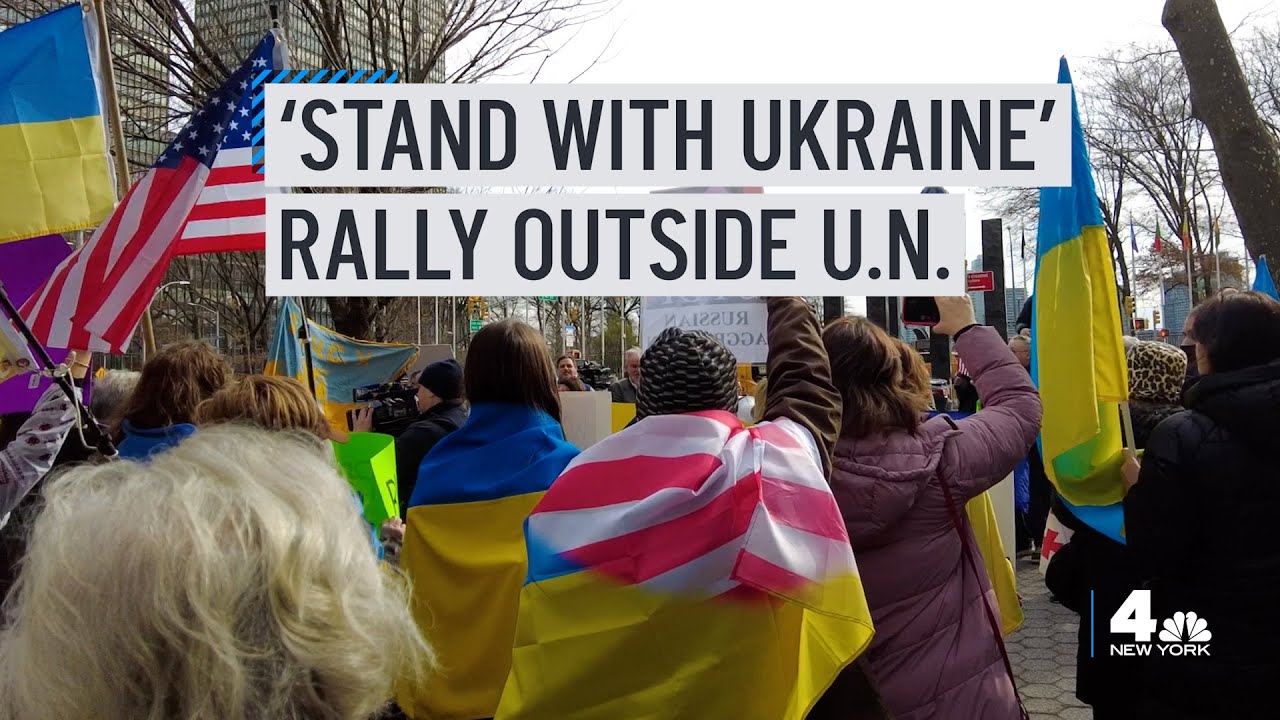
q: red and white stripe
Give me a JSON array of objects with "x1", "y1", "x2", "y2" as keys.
[
  {"x1": 527, "y1": 411, "x2": 856, "y2": 600},
  {"x1": 21, "y1": 159, "x2": 207, "y2": 353},
  {"x1": 174, "y1": 147, "x2": 272, "y2": 255}
]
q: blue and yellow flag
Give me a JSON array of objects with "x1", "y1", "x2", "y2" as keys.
[
  {"x1": 1032, "y1": 58, "x2": 1130, "y2": 511},
  {"x1": 398, "y1": 404, "x2": 580, "y2": 720},
  {"x1": 264, "y1": 297, "x2": 418, "y2": 432},
  {"x1": 0, "y1": 5, "x2": 114, "y2": 243}
]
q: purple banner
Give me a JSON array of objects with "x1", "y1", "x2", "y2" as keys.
[{"x1": 0, "y1": 235, "x2": 90, "y2": 414}]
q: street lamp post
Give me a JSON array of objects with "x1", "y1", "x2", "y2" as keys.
[{"x1": 145, "y1": 281, "x2": 193, "y2": 362}]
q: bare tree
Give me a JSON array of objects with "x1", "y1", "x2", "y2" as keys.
[
  {"x1": 1164, "y1": 0, "x2": 1280, "y2": 289},
  {"x1": 1083, "y1": 43, "x2": 1226, "y2": 303},
  {"x1": 1241, "y1": 21, "x2": 1280, "y2": 139}
]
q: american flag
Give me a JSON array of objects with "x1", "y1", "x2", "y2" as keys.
[
  {"x1": 524, "y1": 412, "x2": 857, "y2": 603},
  {"x1": 21, "y1": 31, "x2": 286, "y2": 353}
]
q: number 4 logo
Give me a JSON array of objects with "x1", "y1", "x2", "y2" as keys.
[{"x1": 1111, "y1": 589, "x2": 1158, "y2": 642}]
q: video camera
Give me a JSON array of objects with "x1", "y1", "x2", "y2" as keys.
[{"x1": 349, "y1": 381, "x2": 419, "y2": 435}]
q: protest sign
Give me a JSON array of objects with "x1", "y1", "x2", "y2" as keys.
[
  {"x1": 641, "y1": 296, "x2": 768, "y2": 364},
  {"x1": 559, "y1": 390, "x2": 612, "y2": 449},
  {"x1": 610, "y1": 402, "x2": 636, "y2": 432},
  {"x1": 332, "y1": 432, "x2": 399, "y2": 525}
]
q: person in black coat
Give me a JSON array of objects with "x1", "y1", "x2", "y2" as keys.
[
  {"x1": 1016, "y1": 295, "x2": 1033, "y2": 336},
  {"x1": 1045, "y1": 340, "x2": 1187, "y2": 718},
  {"x1": 369, "y1": 359, "x2": 469, "y2": 518},
  {"x1": 1123, "y1": 291, "x2": 1280, "y2": 719}
]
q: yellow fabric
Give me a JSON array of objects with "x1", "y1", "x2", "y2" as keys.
[
  {"x1": 398, "y1": 491, "x2": 546, "y2": 720},
  {"x1": 496, "y1": 572, "x2": 874, "y2": 720},
  {"x1": 1035, "y1": 225, "x2": 1129, "y2": 506},
  {"x1": 966, "y1": 491, "x2": 1023, "y2": 636},
  {"x1": 0, "y1": 116, "x2": 114, "y2": 243}
]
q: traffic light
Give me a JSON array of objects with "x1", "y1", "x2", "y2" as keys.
[
  {"x1": 1123, "y1": 295, "x2": 1135, "y2": 316},
  {"x1": 1135, "y1": 318, "x2": 1147, "y2": 331},
  {"x1": 1153, "y1": 309, "x2": 1161, "y2": 326},
  {"x1": 1159, "y1": 328, "x2": 1169, "y2": 338}
]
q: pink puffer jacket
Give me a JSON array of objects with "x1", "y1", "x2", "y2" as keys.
[{"x1": 829, "y1": 326, "x2": 1041, "y2": 720}]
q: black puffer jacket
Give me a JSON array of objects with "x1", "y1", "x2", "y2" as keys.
[{"x1": 1124, "y1": 360, "x2": 1280, "y2": 719}]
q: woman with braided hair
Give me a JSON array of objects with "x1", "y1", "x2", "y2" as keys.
[{"x1": 495, "y1": 298, "x2": 890, "y2": 720}]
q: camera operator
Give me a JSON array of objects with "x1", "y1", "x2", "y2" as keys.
[{"x1": 353, "y1": 359, "x2": 468, "y2": 517}]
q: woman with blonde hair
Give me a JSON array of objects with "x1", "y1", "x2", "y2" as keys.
[
  {"x1": 820, "y1": 297, "x2": 1042, "y2": 720},
  {"x1": 195, "y1": 374, "x2": 330, "y2": 440},
  {"x1": 196, "y1": 375, "x2": 387, "y2": 557},
  {"x1": 115, "y1": 340, "x2": 231, "y2": 460},
  {"x1": 0, "y1": 425, "x2": 432, "y2": 720}
]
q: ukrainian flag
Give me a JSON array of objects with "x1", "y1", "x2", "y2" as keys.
[
  {"x1": 1032, "y1": 58, "x2": 1129, "y2": 511},
  {"x1": 263, "y1": 297, "x2": 419, "y2": 433},
  {"x1": 397, "y1": 404, "x2": 580, "y2": 719},
  {"x1": 0, "y1": 5, "x2": 114, "y2": 243}
]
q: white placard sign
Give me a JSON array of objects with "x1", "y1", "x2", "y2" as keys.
[{"x1": 641, "y1": 296, "x2": 768, "y2": 364}]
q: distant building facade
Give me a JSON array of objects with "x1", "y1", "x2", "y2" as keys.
[{"x1": 1162, "y1": 282, "x2": 1193, "y2": 346}]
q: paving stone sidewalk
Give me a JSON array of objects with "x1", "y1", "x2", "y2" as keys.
[{"x1": 1008, "y1": 559, "x2": 1093, "y2": 720}]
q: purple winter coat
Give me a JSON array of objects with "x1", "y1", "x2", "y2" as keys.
[{"x1": 829, "y1": 326, "x2": 1041, "y2": 720}]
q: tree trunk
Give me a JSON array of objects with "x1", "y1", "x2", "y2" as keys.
[
  {"x1": 327, "y1": 297, "x2": 375, "y2": 339},
  {"x1": 1164, "y1": 0, "x2": 1280, "y2": 288}
]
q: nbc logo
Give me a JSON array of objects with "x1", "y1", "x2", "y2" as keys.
[
  {"x1": 1106, "y1": 590, "x2": 1211, "y2": 657},
  {"x1": 1158, "y1": 611, "x2": 1212, "y2": 644}
]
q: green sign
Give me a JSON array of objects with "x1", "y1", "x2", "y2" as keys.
[
  {"x1": 469, "y1": 319, "x2": 483, "y2": 332},
  {"x1": 538, "y1": 296, "x2": 559, "y2": 301}
]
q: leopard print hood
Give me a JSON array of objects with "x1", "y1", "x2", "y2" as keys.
[{"x1": 1127, "y1": 341, "x2": 1187, "y2": 404}]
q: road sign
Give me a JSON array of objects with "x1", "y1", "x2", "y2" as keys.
[
  {"x1": 469, "y1": 319, "x2": 482, "y2": 332},
  {"x1": 966, "y1": 271, "x2": 995, "y2": 293},
  {"x1": 538, "y1": 296, "x2": 559, "y2": 301}
]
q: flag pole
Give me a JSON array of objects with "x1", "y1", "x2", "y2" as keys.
[
  {"x1": 86, "y1": 0, "x2": 156, "y2": 362},
  {"x1": 293, "y1": 298, "x2": 317, "y2": 397},
  {"x1": 1214, "y1": 217, "x2": 1223, "y2": 293}
]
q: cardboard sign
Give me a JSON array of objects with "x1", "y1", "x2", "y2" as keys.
[
  {"x1": 640, "y1": 296, "x2": 768, "y2": 364},
  {"x1": 560, "y1": 391, "x2": 612, "y2": 450}
]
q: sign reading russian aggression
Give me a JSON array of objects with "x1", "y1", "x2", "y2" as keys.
[{"x1": 641, "y1": 296, "x2": 768, "y2": 364}]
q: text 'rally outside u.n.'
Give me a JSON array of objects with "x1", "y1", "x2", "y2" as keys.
[{"x1": 266, "y1": 193, "x2": 965, "y2": 297}]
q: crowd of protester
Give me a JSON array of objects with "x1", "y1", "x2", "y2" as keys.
[{"x1": 0, "y1": 290, "x2": 1276, "y2": 719}]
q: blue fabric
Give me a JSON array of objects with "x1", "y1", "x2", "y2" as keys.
[
  {"x1": 411, "y1": 402, "x2": 580, "y2": 507},
  {"x1": 0, "y1": 5, "x2": 100, "y2": 125},
  {"x1": 1253, "y1": 256, "x2": 1279, "y2": 301},
  {"x1": 1037, "y1": 58, "x2": 1104, "y2": 257},
  {"x1": 1014, "y1": 459, "x2": 1031, "y2": 513},
  {"x1": 116, "y1": 421, "x2": 196, "y2": 460}
]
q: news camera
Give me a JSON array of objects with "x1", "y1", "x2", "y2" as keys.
[
  {"x1": 349, "y1": 381, "x2": 419, "y2": 436},
  {"x1": 578, "y1": 360, "x2": 616, "y2": 390}
]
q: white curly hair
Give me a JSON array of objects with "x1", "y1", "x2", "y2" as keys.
[{"x1": 0, "y1": 425, "x2": 432, "y2": 720}]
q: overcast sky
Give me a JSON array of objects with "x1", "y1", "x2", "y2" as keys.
[{"x1": 515, "y1": 0, "x2": 1276, "y2": 314}]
